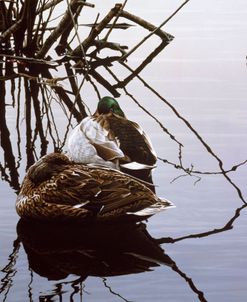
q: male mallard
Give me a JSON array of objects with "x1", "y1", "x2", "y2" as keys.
[
  {"x1": 67, "y1": 96, "x2": 157, "y2": 189},
  {"x1": 16, "y1": 153, "x2": 173, "y2": 222}
]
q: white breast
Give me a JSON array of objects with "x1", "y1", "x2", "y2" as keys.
[{"x1": 67, "y1": 117, "x2": 124, "y2": 168}]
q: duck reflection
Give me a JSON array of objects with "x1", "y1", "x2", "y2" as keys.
[{"x1": 17, "y1": 219, "x2": 174, "y2": 281}]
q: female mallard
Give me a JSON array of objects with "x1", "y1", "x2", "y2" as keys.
[
  {"x1": 16, "y1": 153, "x2": 173, "y2": 222},
  {"x1": 67, "y1": 96, "x2": 157, "y2": 189}
]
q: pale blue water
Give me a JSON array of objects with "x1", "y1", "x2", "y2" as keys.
[{"x1": 1, "y1": 1, "x2": 247, "y2": 301}]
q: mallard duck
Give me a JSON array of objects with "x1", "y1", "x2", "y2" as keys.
[
  {"x1": 67, "y1": 96, "x2": 157, "y2": 189},
  {"x1": 16, "y1": 153, "x2": 173, "y2": 222}
]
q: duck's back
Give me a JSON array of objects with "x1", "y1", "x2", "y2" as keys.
[
  {"x1": 16, "y1": 153, "x2": 173, "y2": 222},
  {"x1": 106, "y1": 114, "x2": 157, "y2": 166}
]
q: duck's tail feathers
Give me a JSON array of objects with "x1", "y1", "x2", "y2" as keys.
[
  {"x1": 120, "y1": 161, "x2": 156, "y2": 170},
  {"x1": 129, "y1": 199, "x2": 175, "y2": 217}
]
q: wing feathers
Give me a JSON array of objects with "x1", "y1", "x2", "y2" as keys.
[
  {"x1": 18, "y1": 153, "x2": 173, "y2": 221},
  {"x1": 83, "y1": 116, "x2": 125, "y2": 161},
  {"x1": 106, "y1": 114, "x2": 157, "y2": 165}
]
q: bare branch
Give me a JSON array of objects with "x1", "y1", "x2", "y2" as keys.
[
  {"x1": 36, "y1": 0, "x2": 87, "y2": 58},
  {"x1": 71, "y1": 3, "x2": 123, "y2": 56},
  {"x1": 120, "y1": 0, "x2": 190, "y2": 61}
]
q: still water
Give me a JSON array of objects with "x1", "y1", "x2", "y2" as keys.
[{"x1": 1, "y1": 1, "x2": 247, "y2": 301}]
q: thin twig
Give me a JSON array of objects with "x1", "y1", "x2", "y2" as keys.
[
  {"x1": 36, "y1": 0, "x2": 82, "y2": 58},
  {"x1": 72, "y1": 3, "x2": 123, "y2": 56},
  {"x1": 103, "y1": 0, "x2": 128, "y2": 41},
  {"x1": 120, "y1": 63, "x2": 246, "y2": 205},
  {"x1": 120, "y1": 0, "x2": 190, "y2": 61},
  {"x1": 158, "y1": 204, "x2": 247, "y2": 244},
  {"x1": 159, "y1": 157, "x2": 247, "y2": 176}
]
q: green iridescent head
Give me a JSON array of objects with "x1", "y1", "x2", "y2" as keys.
[{"x1": 97, "y1": 96, "x2": 125, "y2": 117}]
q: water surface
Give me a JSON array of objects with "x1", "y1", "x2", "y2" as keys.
[{"x1": 1, "y1": 1, "x2": 247, "y2": 301}]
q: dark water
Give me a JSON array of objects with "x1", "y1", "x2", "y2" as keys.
[{"x1": 1, "y1": 1, "x2": 247, "y2": 301}]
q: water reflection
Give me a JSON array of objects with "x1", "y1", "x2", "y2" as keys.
[
  {"x1": 17, "y1": 220, "x2": 173, "y2": 279},
  {"x1": 158, "y1": 203, "x2": 247, "y2": 243},
  {"x1": 0, "y1": 238, "x2": 20, "y2": 302},
  {"x1": 15, "y1": 220, "x2": 206, "y2": 301},
  {"x1": 2, "y1": 203, "x2": 247, "y2": 302},
  {"x1": 0, "y1": 103, "x2": 20, "y2": 191}
]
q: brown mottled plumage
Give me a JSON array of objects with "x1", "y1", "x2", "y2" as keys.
[
  {"x1": 16, "y1": 153, "x2": 173, "y2": 222},
  {"x1": 94, "y1": 112, "x2": 157, "y2": 166}
]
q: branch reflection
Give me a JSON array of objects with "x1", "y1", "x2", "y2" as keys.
[{"x1": 158, "y1": 204, "x2": 247, "y2": 244}]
